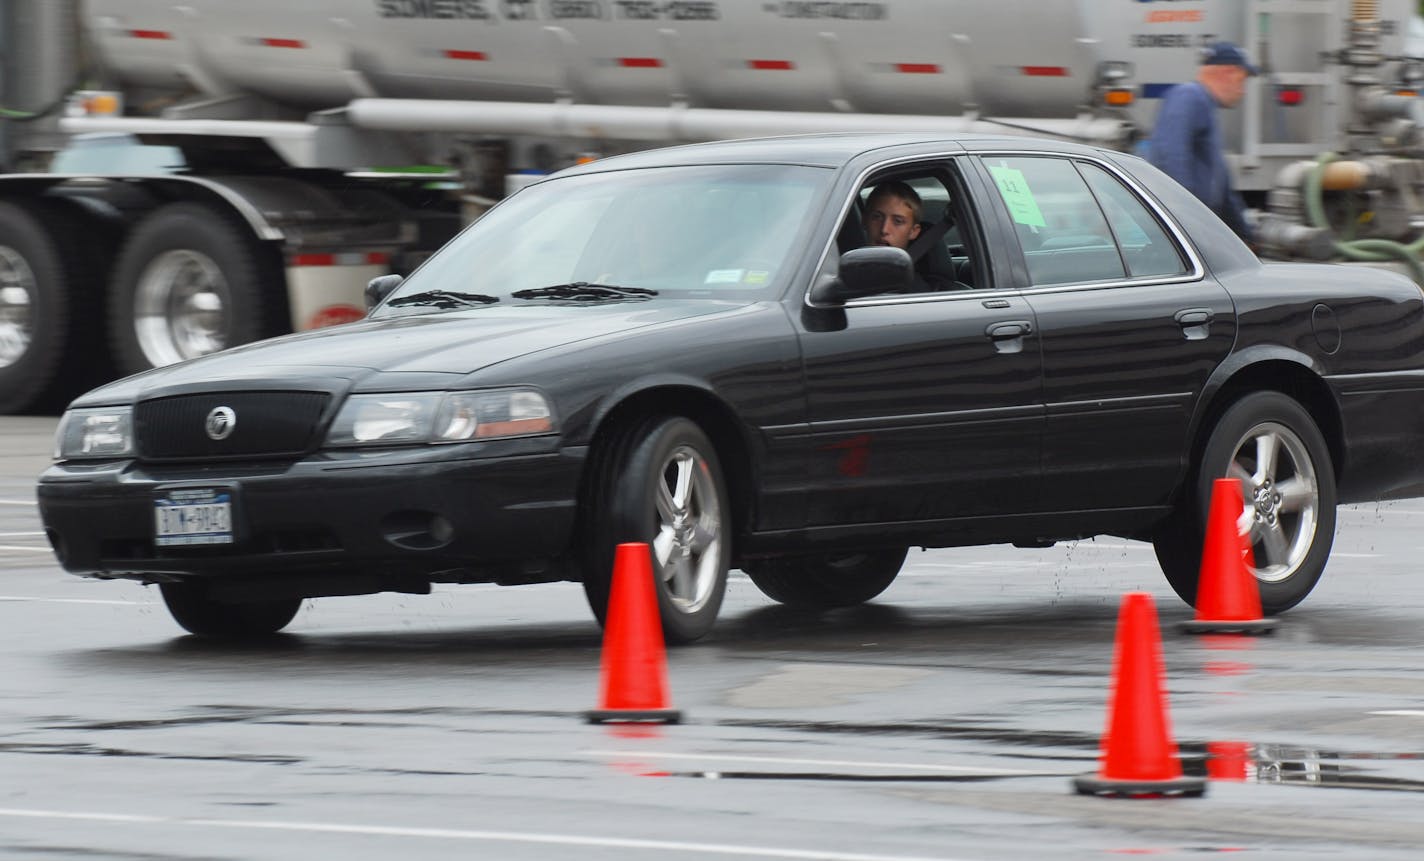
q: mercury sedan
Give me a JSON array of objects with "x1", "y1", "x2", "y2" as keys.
[{"x1": 36, "y1": 133, "x2": 1424, "y2": 641}]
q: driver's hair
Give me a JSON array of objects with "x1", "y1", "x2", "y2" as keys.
[{"x1": 866, "y1": 181, "x2": 923, "y2": 222}]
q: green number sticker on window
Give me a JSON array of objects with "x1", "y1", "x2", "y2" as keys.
[{"x1": 988, "y1": 165, "x2": 1047, "y2": 228}]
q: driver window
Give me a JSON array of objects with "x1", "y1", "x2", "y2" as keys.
[{"x1": 840, "y1": 168, "x2": 980, "y2": 293}]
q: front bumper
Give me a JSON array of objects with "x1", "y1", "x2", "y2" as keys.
[{"x1": 37, "y1": 439, "x2": 586, "y2": 590}]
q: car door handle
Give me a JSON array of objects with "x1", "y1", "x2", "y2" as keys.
[
  {"x1": 1174, "y1": 308, "x2": 1214, "y2": 327},
  {"x1": 986, "y1": 320, "x2": 1033, "y2": 340}
]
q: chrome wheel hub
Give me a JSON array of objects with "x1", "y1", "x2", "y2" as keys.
[
  {"x1": 134, "y1": 249, "x2": 229, "y2": 367},
  {"x1": 1227, "y1": 422, "x2": 1319, "y2": 583},
  {"x1": 651, "y1": 445, "x2": 722, "y2": 614},
  {"x1": 0, "y1": 247, "x2": 36, "y2": 369}
]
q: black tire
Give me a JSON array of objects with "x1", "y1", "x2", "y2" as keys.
[
  {"x1": 582, "y1": 416, "x2": 731, "y2": 644},
  {"x1": 745, "y1": 548, "x2": 908, "y2": 608},
  {"x1": 109, "y1": 202, "x2": 282, "y2": 377},
  {"x1": 160, "y1": 583, "x2": 301, "y2": 639},
  {"x1": 0, "y1": 200, "x2": 103, "y2": 414},
  {"x1": 1154, "y1": 391, "x2": 1337, "y2": 615}
]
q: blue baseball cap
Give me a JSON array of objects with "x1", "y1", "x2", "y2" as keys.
[{"x1": 1201, "y1": 41, "x2": 1260, "y2": 75}]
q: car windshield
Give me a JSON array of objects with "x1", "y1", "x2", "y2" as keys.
[{"x1": 373, "y1": 163, "x2": 831, "y2": 317}]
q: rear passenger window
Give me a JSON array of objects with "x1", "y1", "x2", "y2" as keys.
[
  {"x1": 985, "y1": 157, "x2": 1124, "y2": 286},
  {"x1": 1078, "y1": 163, "x2": 1188, "y2": 279}
]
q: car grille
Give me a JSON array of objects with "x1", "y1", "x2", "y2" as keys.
[{"x1": 135, "y1": 391, "x2": 331, "y2": 460}]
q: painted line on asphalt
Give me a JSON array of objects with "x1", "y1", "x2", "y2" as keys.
[
  {"x1": 0, "y1": 545, "x2": 51, "y2": 553},
  {"x1": 0, "y1": 531, "x2": 46, "y2": 537},
  {"x1": 1370, "y1": 710, "x2": 1424, "y2": 717},
  {"x1": 0, "y1": 596, "x2": 143, "y2": 605},
  {"x1": 0, "y1": 807, "x2": 975, "y2": 861},
  {"x1": 0, "y1": 499, "x2": 37, "y2": 506},
  {"x1": 583, "y1": 749, "x2": 1045, "y2": 776},
  {"x1": 1332, "y1": 553, "x2": 1382, "y2": 558}
]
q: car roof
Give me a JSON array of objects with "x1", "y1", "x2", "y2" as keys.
[{"x1": 552, "y1": 133, "x2": 1110, "y2": 176}]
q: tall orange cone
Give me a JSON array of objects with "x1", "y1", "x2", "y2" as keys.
[
  {"x1": 1073, "y1": 592, "x2": 1206, "y2": 797},
  {"x1": 1180, "y1": 477, "x2": 1278, "y2": 634},
  {"x1": 586, "y1": 542, "x2": 682, "y2": 724}
]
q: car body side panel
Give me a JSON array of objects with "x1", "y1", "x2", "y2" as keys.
[
  {"x1": 1218, "y1": 262, "x2": 1424, "y2": 504},
  {"x1": 466, "y1": 301, "x2": 809, "y2": 532},
  {"x1": 1026, "y1": 278, "x2": 1237, "y2": 512},
  {"x1": 796, "y1": 292, "x2": 1043, "y2": 526}
]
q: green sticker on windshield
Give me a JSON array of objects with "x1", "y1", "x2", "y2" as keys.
[{"x1": 988, "y1": 165, "x2": 1047, "y2": 228}]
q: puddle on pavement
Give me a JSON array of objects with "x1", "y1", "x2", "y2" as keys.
[{"x1": 714, "y1": 719, "x2": 1424, "y2": 791}]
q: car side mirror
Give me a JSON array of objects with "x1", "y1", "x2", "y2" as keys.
[
  {"x1": 808, "y1": 247, "x2": 913, "y2": 305},
  {"x1": 365, "y1": 274, "x2": 404, "y2": 310}
]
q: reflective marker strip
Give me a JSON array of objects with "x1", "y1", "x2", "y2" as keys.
[
  {"x1": 290, "y1": 252, "x2": 390, "y2": 267},
  {"x1": 748, "y1": 59, "x2": 795, "y2": 71},
  {"x1": 618, "y1": 57, "x2": 664, "y2": 68},
  {"x1": 445, "y1": 50, "x2": 488, "y2": 61},
  {"x1": 260, "y1": 38, "x2": 306, "y2": 49},
  {"x1": 1021, "y1": 66, "x2": 1068, "y2": 77},
  {"x1": 129, "y1": 30, "x2": 173, "y2": 39},
  {"x1": 895, "y1": 63, "x2": 940, "y2": 74}
]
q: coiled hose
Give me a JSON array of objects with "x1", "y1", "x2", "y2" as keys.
[{"x1": 1305, "y1": 151, "x2": 1424, "y2": 283}]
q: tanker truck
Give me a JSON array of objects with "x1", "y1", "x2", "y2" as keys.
[{"x1": 1, "y1": 0, "x2": 1421, "y2": 414}]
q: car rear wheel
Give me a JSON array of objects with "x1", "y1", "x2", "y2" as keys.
[
  {"x1": 1154, "y1": 391, "x2": 1336, "y2": 615},
  {"x1": 745, "y1": 548, "x2": 908, "y2": 608},
  {"x1": 160, "y1": 583, "x2": 302, "y2": 639},
  {"x1": 582, "y1": 416, "x2": 730, "y2": 644}
]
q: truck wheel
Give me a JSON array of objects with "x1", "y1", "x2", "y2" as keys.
[
  {"x1": 160, "y1": 583, "x2": 301, "y2": 639},
  {"x1": 1153, "y1": 391, "x2": 1337, "y2": 615},
  {"x1": 744, "y1": 548, "x2": 907, "y2": 608},
  {"x1": 582, "y1": 416, "x2": 730, "y2": 644},
  {"x1": 0, "y1": 201, "x2": 99, "y2": 414},
  {"x1": 110, "y1": 203, "x2": 280, "y2": 375}
]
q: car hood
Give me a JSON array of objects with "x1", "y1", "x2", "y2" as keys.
[{"x1": 75, "y1": 301, "x2": 748, "y2": 404}]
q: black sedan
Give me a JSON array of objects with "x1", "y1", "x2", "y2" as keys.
[{"x1": 37, "y1": 133, "x2": 1424, "y2": 641}]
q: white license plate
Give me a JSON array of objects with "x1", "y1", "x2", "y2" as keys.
[{"x1": 155, "y1": 489, "x2": 233, "y2": 546}]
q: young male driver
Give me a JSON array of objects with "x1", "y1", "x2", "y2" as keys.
[{"x1": 862, "y1": 181, "x2": 923, "y2": 250}]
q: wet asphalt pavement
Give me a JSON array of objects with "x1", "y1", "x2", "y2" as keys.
[{"x1": 3, "y1": 415, "x2": 1424, "y2": 860}]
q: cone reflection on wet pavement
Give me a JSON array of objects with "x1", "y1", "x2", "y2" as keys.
[
  {"x1": 1181, "y1": 478, "x2": 1278, "y2": 634},
  {"x1": 1073, "y1": 592, "x2": 1206, "y2": 797},
  {"x1": 586, "y1": 542, "x2": 682, "y2": 724}
]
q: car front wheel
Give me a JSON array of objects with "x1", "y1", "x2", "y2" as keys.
[
  {"x1": 1154, "y1": 391, "x2": 1337, "y2": 615},
  {"x1": 583, "y1": 416, "x2": 731, "y2": 644},
  {"x1": 160, "y1": 584, "x2": 302, "y2": 639},
  {"x1": 745, "y1": 548, "x2": 908, "y2": 608}
]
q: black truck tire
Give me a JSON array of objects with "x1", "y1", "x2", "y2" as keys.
[
  {"x1": 0, "y1": 200, "x2": 102, "y2": 414},
  {"x1": 109, "y1": 202, "x2": 281, "y2": 376}
]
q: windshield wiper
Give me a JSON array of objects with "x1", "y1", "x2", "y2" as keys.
[
  {"x1": 511, "y1": 282, "x2": 659, "y2": 302},
  {"x1": 387, "y1": 289, "x2": 499, "y2": 309}
]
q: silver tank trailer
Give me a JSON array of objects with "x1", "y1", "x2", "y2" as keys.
[{"x1": 83, "y1": 0, "x2": 1110, "y2": 118}]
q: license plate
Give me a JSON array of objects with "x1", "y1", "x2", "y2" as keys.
[{"x1": 155, "y1": 488, "x2": 233, "y2": 547}]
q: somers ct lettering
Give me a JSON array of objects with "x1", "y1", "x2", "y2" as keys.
[
  {"x1": 767, "y1": 1, "x2": 886, "y2": 21},
  {"x1": 377, "y1": 0, "x2": 493, "y2": 18}
]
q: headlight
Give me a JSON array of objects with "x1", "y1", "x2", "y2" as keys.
[
  {"x1": 54, "y1": 407, "x2": 135, "y2": 459},
  {"x1": 325, "y1": 389, "x2": 555, "y2": 447}
]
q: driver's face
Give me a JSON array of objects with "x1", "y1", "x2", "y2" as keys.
[{"x1": 863, "y1": 195, "x2": 922, "y2": 250}]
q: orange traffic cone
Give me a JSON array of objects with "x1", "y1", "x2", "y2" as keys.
[
  {"x1": 1073, "y1": 592, "x2": 1206, "y2": 797},
  {"x1": 1180, "y1": 478, "x2": 1278, "y2": 634},
  {"x1": 585, "y1": 543, "x2": 682, "y2": 724}
]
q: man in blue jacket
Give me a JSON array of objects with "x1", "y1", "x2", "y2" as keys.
[{"x1": 1145, "y1": 41, "x2": 1259, "y2": 247}]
